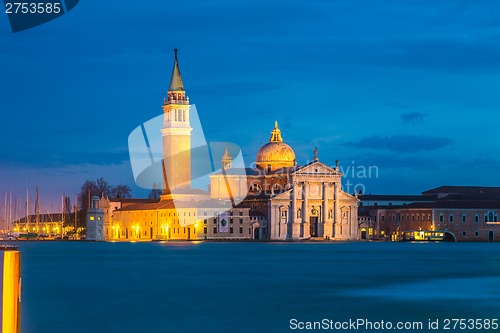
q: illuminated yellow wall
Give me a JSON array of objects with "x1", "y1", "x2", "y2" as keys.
[
  {"x1": 161, "y1": 99, "x2": 192, "y2": 193},
  {"x1": 12, "y1": 222, "x2": 63, "y2": 234},
  {"x1": 162, "y1": 134, "x2": 191, "y2": 191},
  {"x1": 107, "y1": 206, "x2": 255, "y2": 241}
]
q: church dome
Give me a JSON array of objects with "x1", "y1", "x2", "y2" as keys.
[{"x1": 256, "y1": 122, "x2": 296, "y2": 171}]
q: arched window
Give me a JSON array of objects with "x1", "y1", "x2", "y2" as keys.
[
  {"x1": 249, "y1": 183, "x2": 262, "y2": 193},
  {"x1": 485, "y1": 211, "x2": 498, "y2": 223}
]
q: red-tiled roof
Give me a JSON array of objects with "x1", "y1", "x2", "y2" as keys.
[
  {"x1": 365, "y1": 200, "x2": 500, "y2": 210},
  {"x1": 115, "y1": 199, "x2": 238, "y2": 212},
  {"x1": 359, "y1": 194, "x2": 430, "y2": 201},
  {"x1": 423, "y1": 186, "x2": 500, "y2": 196},
  {"x1": 109, "y1": 198, "x2": 159, "y2": 204}
]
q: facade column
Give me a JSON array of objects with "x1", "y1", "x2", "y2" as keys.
[
  {"x1": 322, "y1": 182, "x2": 328, "y2": 238},
  {"x1": 334, "y1": 181, "x2": 341, "y2": 238},
  {"x1": 302, "y1": 182, "x2": 309, "y2": 238},
  {"x1": 291, "y1": 181, "x2": 297, "y2": 224},
  {"x1": 347, "y1": 207, "x2": 351, "y2": 238},
  {"x1": 350, "y1": 205, "x2": 358, "y2": 240},
  {"x1": 275, "y1": 205, "x2": 281, "y2": 240},
  {"x1": 270, "y1": 204, "x2": 277, "y2": 240},
  {"x1": 291, "y1": 182, "x2": 300, "y2": 239}
]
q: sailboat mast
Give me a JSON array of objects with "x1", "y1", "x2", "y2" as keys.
[
  {"x1": 36, "y1": 186, "x2": 39, "y2": 234},
  {"x1": 75, "y1": 195, "x2": 78, "y2": 236},
  {"x1": 61, "y1": 194, "x2": 64, "y2": 236},
  {"x1": 9, "y1": 191, "x2": 12, "y2": 232},
  {"x1": 25, "y1": 188, "x2": 29, "y2": 232},
  {"x1": 3, "y1": 192, "x2": 6, "y2": 232}
]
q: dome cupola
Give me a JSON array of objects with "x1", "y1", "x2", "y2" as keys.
[{"x1": 255, "y1": 121, "x2": 296, "y2": 172}]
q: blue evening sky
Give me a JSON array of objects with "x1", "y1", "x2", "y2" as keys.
[{"x1": 1, "y1": 0, "x2": 500, "y2": 209}]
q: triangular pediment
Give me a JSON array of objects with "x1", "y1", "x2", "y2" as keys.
[{"x1": 293, "y1": 161, "x2": 340, "y2": 176}]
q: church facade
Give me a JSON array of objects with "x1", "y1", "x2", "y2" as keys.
[{"x1": 102, "y1": 50, "x2": 359, "y2": 241}]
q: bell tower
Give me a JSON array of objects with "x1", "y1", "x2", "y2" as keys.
[{"x1": 161, "y1": 49, "x2": 192, "y2": 194}]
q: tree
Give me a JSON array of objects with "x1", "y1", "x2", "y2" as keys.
[
  {"x1": 148, "y1": 183, "x2": 161, "y2": 199},
  {"x1": 78, "y1": 177, "x2": 111, "y2": 211},
  {"x1": 96, "y1": 177, "x2": 111, "y2": 197},
  {"x1": 78, "y1": 180, "x2": 99, "y2": 211},
  {"x1": 110, "y1": 185, "x2": 131, "y2": 199},
  {"x1": 78, "y1": 178, "x2": 132, "y2": 211}
]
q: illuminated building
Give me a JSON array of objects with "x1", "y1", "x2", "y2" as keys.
[
  {"x1": 359, "y1": 186, "x2": 500, "y2": 242},
  {"x1": 102, "y1": 50, "x2": 360, "y2": 241},
  {"x1": 12, "y1": 214, "x2": 66, "y2": 236}
]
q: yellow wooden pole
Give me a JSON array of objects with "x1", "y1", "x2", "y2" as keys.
[{"x1": 2, "y1": 246, "x2": 21, "y2": 333}]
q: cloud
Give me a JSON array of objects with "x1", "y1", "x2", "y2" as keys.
[
  {"x1": 401, "y1": 112, "x2": 429, "y2": 125},
  {"x1": 344, "y1": 135, "x2": 453, "y2": 153}
]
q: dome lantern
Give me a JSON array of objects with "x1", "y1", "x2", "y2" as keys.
[{"x1": 255, "y1": 121, "x2": 296, "y2": 172}]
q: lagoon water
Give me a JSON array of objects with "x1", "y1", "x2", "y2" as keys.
[{"x1": 16, "y1": 242, "x2": 500, "y2": 333}]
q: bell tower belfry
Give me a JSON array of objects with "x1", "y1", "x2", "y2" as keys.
[
  {"x1": 161, "y1": 49, "x2": 192, "y2": 194},
  {"x1": 221, "y1": 146, "x2": 232, "y2": 171}
]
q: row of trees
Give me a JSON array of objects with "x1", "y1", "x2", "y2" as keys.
[
  {"x1": 60, "y1": 178, "x2": 162, "y2": 230},
  {"x1": 78, "y1": 177, "x2": 132, "y2": 211},
  {"x1": 53, "y1": 178, "x2": 132, "y2": 231}
]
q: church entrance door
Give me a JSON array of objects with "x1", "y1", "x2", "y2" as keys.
[
  {"x1": 361, "y1": 228, "x2": 367, "y2": 240},
  {"x1": 254, "y1": 227, "x2": 260, "y2": 240},
  {"x1": 310, "y1": 217, "x2": 319, "y2": 237}
]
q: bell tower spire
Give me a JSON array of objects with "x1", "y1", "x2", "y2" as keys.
[
  {"x1": 161, "y1": 49, "x2": 192, "y2": 195},
  {"x1": 169, "y1": 48, "x2": 184, "y2": 92}
]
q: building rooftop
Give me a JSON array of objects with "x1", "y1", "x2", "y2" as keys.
[
  {"x1": 363, "y1": 200, "x2": 500, "y2": 210},
  {"x1": 359, "y1": 194, "x2": 431, "y2": 202},
  {"x1": 108, "y1": 198, "x2": 159, "y2": 204},
  {"x1": 115, "y1": 198, "x2": 242, "y2": 212},
  {"x1": 422, "y1": 185, "x2": 500, "y2": 196}
]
